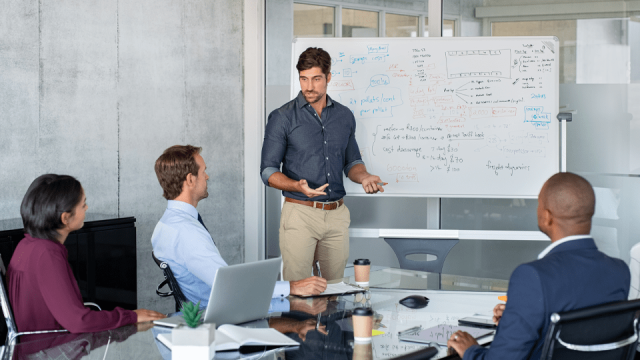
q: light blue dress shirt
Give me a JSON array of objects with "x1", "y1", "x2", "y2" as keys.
[{"x1": 151, "y1": 200, "x2": 290, "y2": 308}]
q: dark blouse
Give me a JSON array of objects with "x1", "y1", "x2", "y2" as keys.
[{"x1": 7, "y1": 234, "x2": 137, "y2": 333}]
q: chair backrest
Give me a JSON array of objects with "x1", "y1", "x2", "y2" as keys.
[
  {"x1": 383, "y1": 238, "x2": 459, "y2": 273},
  {"x1": 540, "y1": 298, "x2": 640, "y2": 360},
  {"x1": 151, "y1": 252, "x2": 188, "y2": 311},
  {"x1": 0, "y1": 257, "x2": 17, "y2": 346},
  {"x1": 629, "y1": 243, "x2": 640, "y2": 300}
]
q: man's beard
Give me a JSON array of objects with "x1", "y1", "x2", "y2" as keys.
[
  {"x1": 304, "y1": 91, "x2": 324, "y2": 104},
  {"x1": 200, "y1": 187, "x2": 209, "y2": 200}
]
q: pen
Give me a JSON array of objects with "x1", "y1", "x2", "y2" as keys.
[
  {"x1": 315, "y1": 260, "x2": 322, "y2": 278},
  {"x1": 498, "y1": 296, "x2": 507, "y2": 302},
  {"x1": 398, "y1": 325, "x2": 422, "y2": 336},
  {"x1": 377, "y1": 182, "x2": 388, "y2": 186}
]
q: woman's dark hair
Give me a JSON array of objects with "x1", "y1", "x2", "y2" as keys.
[
  {"x1": 296, "y1": 47, "x2": 331, "y2": 77},
  {"x1": 20, "y1": 174, "x2": 84, "y2": 242}
]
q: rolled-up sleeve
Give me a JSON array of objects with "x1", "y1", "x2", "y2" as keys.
[
  {"x1": 343, "y1": 116, "x2": 364, "y2": 177},
  {"x1": 260, "y1": 111, "x2": 289, "y2": 186}
]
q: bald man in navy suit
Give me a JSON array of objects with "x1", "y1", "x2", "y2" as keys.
[{"x1": 448, "y1": 172, "x2": 630, "y2": 360}]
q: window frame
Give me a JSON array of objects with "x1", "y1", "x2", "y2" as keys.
[{"x1": 293, "y1": 0, "x2": 459, "y2": 37}]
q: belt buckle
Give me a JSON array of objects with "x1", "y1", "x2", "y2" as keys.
[{"x1": 314, "y1": 201, "x2": 332, "y2": 210}]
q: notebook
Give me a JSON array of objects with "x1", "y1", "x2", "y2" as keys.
[
  {"x1": 399, "y1": 324, "x2": 494, "y2": 346},
  {"x1": 157, "y1": 324, "x2": 299, "y2": 352},
  {"x1": 295, "y1": 282, "x2": 365, "y2": 298}
]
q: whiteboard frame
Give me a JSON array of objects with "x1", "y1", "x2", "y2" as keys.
[
  {"x1": 291, "y1": 36, "x2": 562, "y2": 199},
  {"x1": 350, "y1": 228, "x2": 550, "y2": 241}
]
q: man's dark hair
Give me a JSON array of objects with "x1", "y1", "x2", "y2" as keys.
[
  {"x1": 296, "y1": 47, "x2": 331, "y2": 77},
  {"x1": 20, "y1": 174, "x2": 84, "y2": 242},
  {"x1": 155, "y1": 145, "x2": 202, "y2": 200}
]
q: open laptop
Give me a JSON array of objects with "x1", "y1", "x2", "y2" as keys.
[{"x1": 154, "y1": 257, "x2": 281, "y2": 327}]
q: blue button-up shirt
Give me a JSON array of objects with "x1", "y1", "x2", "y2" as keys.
[
  {"x1": 151, "y1": 201, "x2": 290, "y2": 308},
  {"x1": 260, "y1": 91, "x2": 364, "y2": 202}
]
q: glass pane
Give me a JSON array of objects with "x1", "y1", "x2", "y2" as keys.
[
  {"x1": 485, "y1": 6, "x2": 639, "y2": 266},
  {"x1": 385, "y1": 13, "x2": 418, "y2": 37},
  {"x1": 342, "y1": 8, "x2": 379, "y2": 38},
  {"x1": 424, "y1": 19, "x2": 456, "y2": 37},
  {"x1": 441, "y1": 198, "x2": 539, "y2": 231},
  {"x1": 293, "y1": 3, "x2": 334, "y2": 38}
]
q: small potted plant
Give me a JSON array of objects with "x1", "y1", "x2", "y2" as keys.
[{"x1": 171, "y1": 301, "x2": 215, "y2": 360}]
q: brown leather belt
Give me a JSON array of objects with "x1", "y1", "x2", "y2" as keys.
[{"x1": 285, "y1": 197, "x2": 344, "y2": 210}]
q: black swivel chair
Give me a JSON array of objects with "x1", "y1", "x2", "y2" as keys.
[
  {"x1": 152, "y1": 252, "x2": 188, "y2": 312},
  {"x1": 540, "y1": 298, "x2": 640, "y2": 360}
]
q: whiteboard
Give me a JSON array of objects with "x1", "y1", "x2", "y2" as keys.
[{"x1": 291, "y1": 37, "x2": 560, "y2": 198}]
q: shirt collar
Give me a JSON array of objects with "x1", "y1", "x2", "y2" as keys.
[
  {"x1": 537, "y1": 234, "x2": 591, "y2": 259},
  {"x1": 295, "y1": 91, "x2": 334, "y2": 109},
  {"x1": 167, "y1": 200, "x2": 199, "y2": 220}
]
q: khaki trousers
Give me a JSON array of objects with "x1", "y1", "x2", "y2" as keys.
[{"x1": 279, "y1": 201, "x2": 350, "y2": 281}]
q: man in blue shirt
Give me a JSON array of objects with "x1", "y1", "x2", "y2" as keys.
[
  {"x1": 152, "y1": 145, "x2": 327, "y2": 308},
  {"x1": 260, "y1": 47, "x2": 385, "y2": 282},
  {"x1": 447, "y1": 172, "x2": 630, "y2": 359}
]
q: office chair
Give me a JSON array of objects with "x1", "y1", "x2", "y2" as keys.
[
  {"x1": 383, "y1": 238, "x2": 459, "y2": 274},
  {"x1": 539, "y1": 298, "x2": 640, "y2": 360},
  {"x1": 152, "y1": 252, "x2": 188, "y2": 312},
  {"x1": 0, "y1": 257, "x2": 67, "y2": 346}
]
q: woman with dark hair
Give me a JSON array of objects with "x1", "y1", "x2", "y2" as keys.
[{"x1": 7, "y1": 174, "x2": 165, "y2": 333}]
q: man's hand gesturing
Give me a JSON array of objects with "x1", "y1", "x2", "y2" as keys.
[
  {"x1": 360, "y1": 175, "x2": 385, "y2": 194},
  {"x1": 298, "y1": 179, "x2": 329, "y2": 198},
  {"x1": 290, "y1": 276, "x2": 327, "y2": 296}
]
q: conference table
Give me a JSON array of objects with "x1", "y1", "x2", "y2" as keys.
[{"x1": 2, "y1": 268, "x2": 508, "y2": 360}]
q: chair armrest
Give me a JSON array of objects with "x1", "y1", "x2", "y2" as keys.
[{"x1": 84, "y1": 302, "x2": 102, "y2": 311}]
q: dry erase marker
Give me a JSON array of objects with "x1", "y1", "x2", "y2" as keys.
[
  {"x1": 498, "y1": 296, "x2": 507, "y2": 302},
  {"x1": 377, "y1": 182, "x2": 388, "y2": 186}
]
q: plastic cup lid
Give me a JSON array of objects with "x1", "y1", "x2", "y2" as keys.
[
  {"x1": 353, "y1": 259, "x2": 371, "y2": 265},
  {"x1": 353, "y1": 307, "x2": 373, "y2": 316}
]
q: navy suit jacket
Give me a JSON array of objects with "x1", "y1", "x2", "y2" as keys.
[{"x1": 465, "y1": 238, "x2": 630, "y2": 360}]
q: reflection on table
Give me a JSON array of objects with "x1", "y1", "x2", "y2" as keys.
[
  {"x1": 1, "y1": 268, "x2": 507, "y2": 360},
  {"x1": 341, "y1": 268, "x2": 508, "y2": 292}
]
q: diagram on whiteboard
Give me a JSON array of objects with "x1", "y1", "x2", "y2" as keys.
[{"x1": 292, "y1": 37, "x2": 559, "y2": 198}]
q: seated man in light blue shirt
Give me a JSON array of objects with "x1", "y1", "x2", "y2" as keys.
[{"x1": 151, "y1": 145, "x2": 327, "y2": 308}]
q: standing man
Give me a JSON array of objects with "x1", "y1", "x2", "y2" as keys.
[
  {"x1": 152, "y1": 145, "x2": 326, "y2": 308},
  {"x1": 261, "y1": 47, "x2": 385, "y2": 282}
]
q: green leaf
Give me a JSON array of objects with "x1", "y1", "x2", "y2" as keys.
[{"x1": 180, "y1": 301, "x2": 203, "y2": 328}]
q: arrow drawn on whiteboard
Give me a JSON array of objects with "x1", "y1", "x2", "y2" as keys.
[
  {"x1": 456, "y1": 81, "x2": 471, "y2": 91},
  {"x1": 371, "y1": 125, "x2": 381, "y2": 156},
  {"x1": 456, "y1": 94, "x2": 469, "y2": 104},
  {"x1": 456, "y1": 92, "x2": 471, "y2": 97}
]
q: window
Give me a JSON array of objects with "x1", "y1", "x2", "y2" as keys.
[
  {"x1": 342, "y1": 8, "x2": 379, "y2": 37},
  {"x1": 293, "y1": 3, "x2": 334, "y2": 38},
  {"x1": 424, "y1": 19, "x2": 456, "y2": 37},
  {"x1": 385, "y1": 13, "x2": 418, "y2": 37}
]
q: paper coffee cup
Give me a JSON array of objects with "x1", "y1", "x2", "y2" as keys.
[
  {"x1": 352, "y1": 307, "x2": 373, "y2": 343},
  {"x1": 354, "y1": 259, "x2": 371, "y2": 285}
]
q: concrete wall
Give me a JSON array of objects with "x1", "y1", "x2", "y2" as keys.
[{"x1": 0, "y1": 0, "x2": 244, "y2": 314}]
